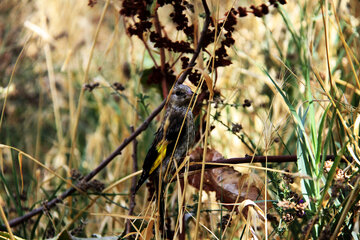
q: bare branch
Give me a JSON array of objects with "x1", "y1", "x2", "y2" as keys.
[{"x1": 187, "y1": 154, "x2": 346, "y2": 172}]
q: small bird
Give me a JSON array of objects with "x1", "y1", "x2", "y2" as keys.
[{"x1": 134, "y1": 84, "x2": 195, "y2": 229}]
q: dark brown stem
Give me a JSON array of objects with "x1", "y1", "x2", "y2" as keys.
[
  {"x1": 5, "y1": 0, "x2": 211, "y2": 229},
  {"x1": 154, "y1": 5, "x2": 168, "y2": 97},
  {"x1": 126, "y1": 126, "x2": 138, "y2": 234},
  {"x1": 142, "y1": 38, "x2": 159, "y2": 68},
  {"x1": 187, "y1": 154, "x2": 346, "y2": 172},
  {"x1": 177, "y1": 0, "x2": 211, "y2": 85},
  {"x1": 170, "y1": 52, "x2": 184, "y2": 69},
  {"x1": 129, "y1": 15, "x2": 158, "y2": 68}
]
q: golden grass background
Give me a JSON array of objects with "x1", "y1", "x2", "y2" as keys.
[{"x1": 1, "y1": 0, "x2": 360, "y2": 238}]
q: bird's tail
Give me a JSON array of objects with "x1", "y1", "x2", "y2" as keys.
[{"x1": 133, "y1": 170, "x2": 148, "y2": 195}]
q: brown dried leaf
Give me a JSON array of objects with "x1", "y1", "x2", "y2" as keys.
[
  {"x1": 188, "y1": 148, "x2": 270, "y2": 213},
  {"x1": 141, "y1": 219, "x2": 154, "y2": 240}
]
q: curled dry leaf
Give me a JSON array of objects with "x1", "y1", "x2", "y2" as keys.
[
  {"x1": 188, "y1": 147, "x2": 270, "y2": 215},
  {"x1": 141, "y1": 219, "x2": 154, "y2": 240}
]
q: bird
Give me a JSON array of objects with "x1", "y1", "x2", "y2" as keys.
[{"x1": 133, "y1": 84, "x2": 195, "y2": 230}]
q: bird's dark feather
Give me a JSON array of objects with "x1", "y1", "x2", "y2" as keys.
[{"x1": 134, "y1": 111, "x2": 188, "y2": 193}]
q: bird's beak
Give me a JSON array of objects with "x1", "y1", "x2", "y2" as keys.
[{"x1": 186, "y1": 88, "x2": 195, "y2": 97}]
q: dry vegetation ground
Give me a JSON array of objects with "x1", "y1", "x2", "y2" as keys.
[{"x1": 1, "y1": 0, "x2": 360, "y2": 239}]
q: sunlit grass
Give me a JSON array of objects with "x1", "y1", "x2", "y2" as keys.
[{"x1": 0, "y1": 0, "x2": 359, "y2": 239}]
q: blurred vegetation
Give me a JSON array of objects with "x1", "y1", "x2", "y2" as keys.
[{"x1": 1, "y1": 0, "x2": 360, "y2": 239}]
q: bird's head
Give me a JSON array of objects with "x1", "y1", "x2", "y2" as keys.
[{"x1": 168, "y1": 84, "x2": 194, "y2": 108}]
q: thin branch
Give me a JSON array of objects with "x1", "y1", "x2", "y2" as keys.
[
  {"x1": 170, "y1": 52, "x2": 184, "y2": 69},
  {"x1": 154, "y1": 5, "x2": 168, "y2": 97},
  {"x1": 7, "y1": 101, "x2": 164, "y2": 228},
  {"x1": 5, "y1": 0, "x2": 212, "y2": 229},
  {"x1": 141, "y1": 38, "x2": 159, "y2": 68},
  {"x1": 187, "y1": 154, "x2": 348, "y2": 172}
]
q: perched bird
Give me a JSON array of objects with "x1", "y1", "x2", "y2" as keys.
[{"x1": 134, "y1": 84, "x2": 195, "y2": 229}]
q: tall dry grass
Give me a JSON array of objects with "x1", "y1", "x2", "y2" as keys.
[{"x1": 0, "y1": 0, "x2": 359, "y2": 239}]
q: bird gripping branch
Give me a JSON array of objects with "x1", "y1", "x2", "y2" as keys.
[{"x1": 133, "y1": 84, "x2": 196, "y2": 230}]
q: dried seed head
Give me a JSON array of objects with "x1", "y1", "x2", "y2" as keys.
[
  {"x1": 113, "y1": 82, "x2": 125, "y2": 91},
  {"x1": 238, "y1": 7, "x2": 248, "y2": 17},
  {"x1": 324, "y1": 160, "x2": 333, "y2": 173},
  {"x1": 232, "y1": 123, "x2": 243, "y2": 133}
]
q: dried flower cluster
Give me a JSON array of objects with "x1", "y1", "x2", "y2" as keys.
[
  {"x1": 87, "y1": 0, "x2": 97, "y2": 8},
  {"x1": 71, "y1": 169, "x2": 105, "y2": 192},
  {"x1": 120, "y1": 0, "x2": 152, "y2": 39},
  {"x1": 323, "y1": 160, "x2": 351, "y2": 199},
  {"x1": 138, "y1": 65, "x2": 176, "y2": 90},
  {"x1": 243, "y1": 99, "x2": 252, "y2": 108},
  {"x1": 119, "y1": 0, "x2": 286, "y2": 92},
  {"x1": 277, "y1": 197, "x2": 308, "y2": 222},
  {"x1": 218, "y1": 214, "x2": 232, "y2": 231},
  {"x1": 231, "y1": 123, "x2": 243, "y2": 133},
  {"x1": 237, "y1": 0, "x2": 287, "y2": 18},
  {"x1": 113, "y1": 82, "x2": 125, "y2": 91},
  {"x1": 323, "y1": 160, "x2": 333, "y2": 173},
  {"x1": 83, "y1": 82, "x2": 99, "y2": 92},
  {"x1": 283, "y1": 170, "x2": 294, "y2": 184}
]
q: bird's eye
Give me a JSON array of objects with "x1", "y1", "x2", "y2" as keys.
[{"x1": 175, "y1": 91, "x2": 183, "y2": 96}]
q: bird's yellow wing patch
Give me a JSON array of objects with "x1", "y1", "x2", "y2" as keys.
[{"x1": 150, "y1": 139, "x2": 169, "y2": 174}]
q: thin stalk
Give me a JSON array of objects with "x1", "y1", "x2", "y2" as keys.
[
  {"x1": 0, "y1": 196, "x2": 15, "y2": 240},
  {"x1": 0, "y1": 34, "x2": 31, "y2": 132},
  {"x1": 68, "y1": 0, "x2": 110, "y2": 169}
]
